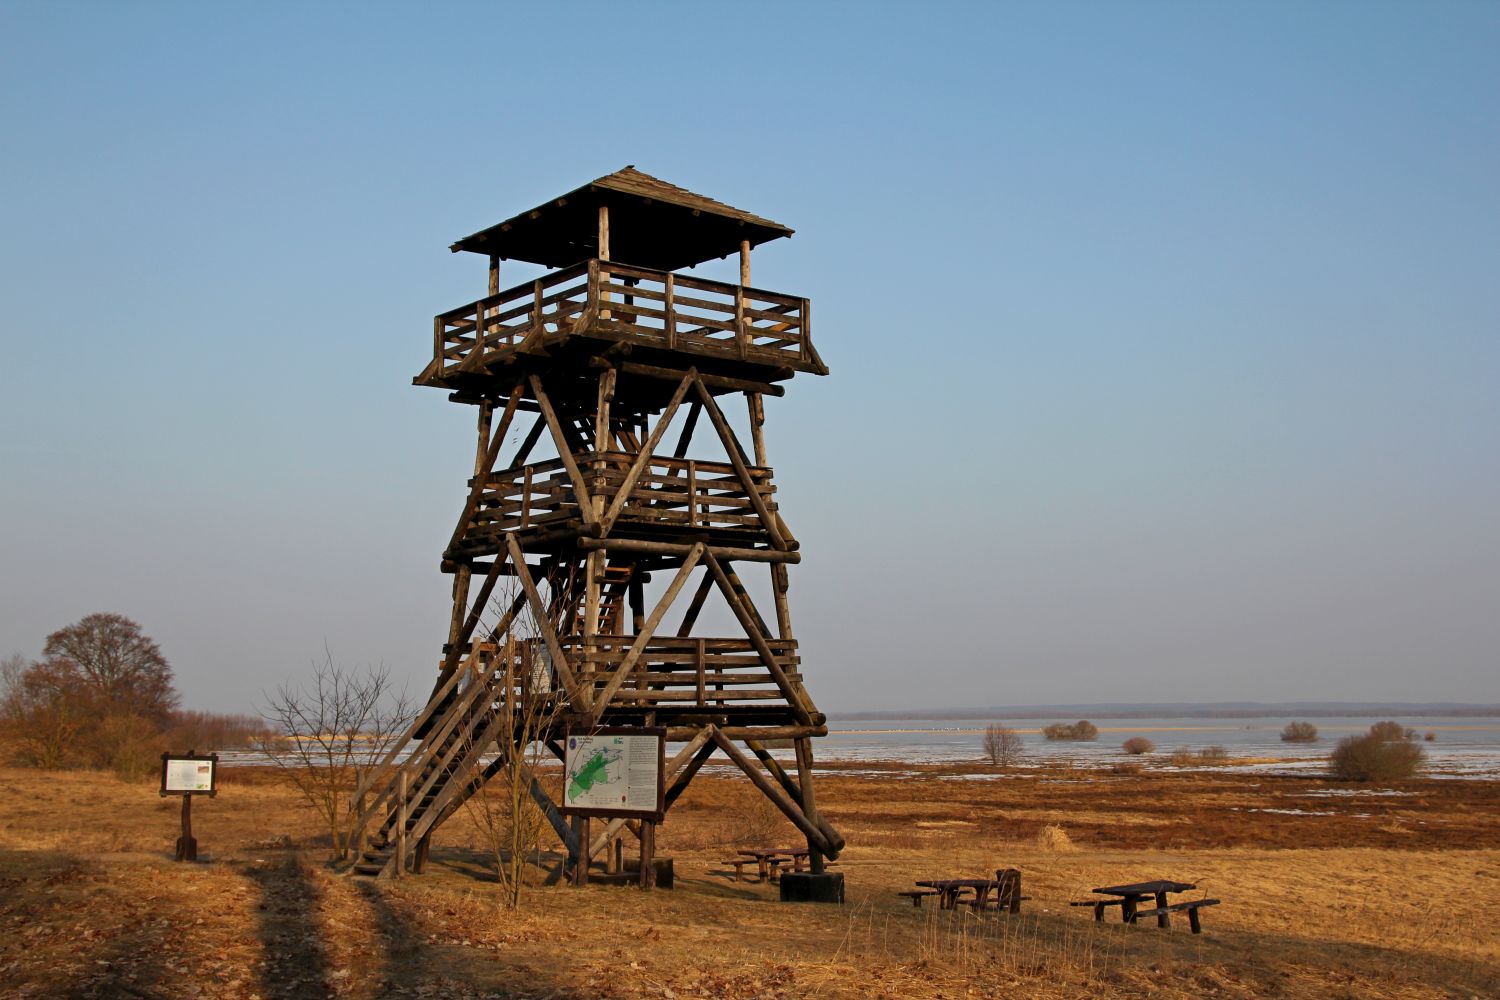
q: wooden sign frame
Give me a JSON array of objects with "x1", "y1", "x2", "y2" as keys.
[
  {"x1": 560, "y1": 726, "x2": 666, "y2": 821},
  {"x1": 160, "y1": 752, "x2": 219, "y2": 797}
]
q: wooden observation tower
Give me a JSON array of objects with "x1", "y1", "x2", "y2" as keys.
[{"x1": 350, "y1": 168, "x2": 843, "y2": 884}]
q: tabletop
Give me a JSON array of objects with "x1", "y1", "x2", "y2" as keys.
[
  {"x1": 916, "y1": 878, "x2": 1002, "y2": 889},
  {"x1": 1092, "y1": 880, "x2": 1195, "y2": 896},
  {"x1": 738, "y1": 847, "x2": 809, "y2": 858}
]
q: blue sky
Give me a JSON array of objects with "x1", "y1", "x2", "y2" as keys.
[{"x1": 2, "y1": 2, "x2": 1496, "y2": 713}]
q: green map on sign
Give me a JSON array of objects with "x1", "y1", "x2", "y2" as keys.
[{"x1": 568, "y1": 747, "x2": 621, "y2": 799}]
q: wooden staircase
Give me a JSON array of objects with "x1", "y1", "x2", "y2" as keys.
[{"x1": 346, "y1": 637, "x2": 531, "y2": 878}]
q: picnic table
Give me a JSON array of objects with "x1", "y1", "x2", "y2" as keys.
[
  {"x1": 732, "y1": 847, "x2": 810, "y2": 883},
  {"x1": 909, "y1": 870, "x2": 1025, "y2": 913},
  {"x1": 1072, "y1": 880, "x2": 1220, "y2": 933}
]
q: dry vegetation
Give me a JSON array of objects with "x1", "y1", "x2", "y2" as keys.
[{"x1": 2, "y1": 761, "x2": 1498, "y2": 999}]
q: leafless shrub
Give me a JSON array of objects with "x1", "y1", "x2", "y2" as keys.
[
  {"x1": 1168, "y1": 746, "x2": 1195, "y2": 767},
  {"x1": 1280, "y1": 721, "x2": 1319, "y2": 743},
  {"x1": 1199, "y1": 745, "x2": 1229, "y2": 764},
  {"x1": 259, "y1": 656, "x2": 413, "y2": 861},
  {"x1": 983, "y1": 725, "x2": 1025, "y2": 767},
  {"x1": 461, "y1": 635, "x2": 562, "y2": 909},
  {"x1": 1424, "y1": 732, "x2": 1436, "y2": 742},
  {"x1": 1121, "y1": 737, "x2": 1154, "y2": 755},
  {"x1": 1330, "y1": 722, "x2": 1425, "y2": 782}
]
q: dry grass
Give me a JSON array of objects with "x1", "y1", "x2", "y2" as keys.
[{"x1": 0, "y1": 763, "x2": 1497, "y2": 999}]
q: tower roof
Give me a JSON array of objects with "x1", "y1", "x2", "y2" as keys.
[{"x1": 450, "y1": 167, "x2": 794, "y2": 271}]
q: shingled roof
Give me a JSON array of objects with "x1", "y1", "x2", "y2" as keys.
[{"x1": 450, "y1": 167, "x2": 794, "y2": 272}]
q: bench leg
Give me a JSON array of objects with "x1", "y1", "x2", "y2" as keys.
[
  {"x1": 1189, "y1": 908, "x2": 1202, "y2": 934},
  {"x1": 1093, "y1": 902, "x2": 1105, "y2": 922},
  {"x1": 1156, "y1": 891, "x2": 1170, "y2": 929},
  {"x1": 1122, "y1": 897, "x2": 1138, "y2": 924}
]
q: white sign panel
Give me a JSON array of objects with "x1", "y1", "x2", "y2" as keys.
[
  {"x1": 563, "y1": 730, "x2": 663, "y2": 817},
  {"x1": 163, "y1": 757, "x2": 215, "y2": 793}
]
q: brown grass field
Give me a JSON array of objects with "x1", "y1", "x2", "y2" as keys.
[{"x1": 2, "y1": 759, "x2": 1498, "y2": 999}]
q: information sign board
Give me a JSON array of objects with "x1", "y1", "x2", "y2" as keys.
[
  {"x1": 160, "y1": 753, "x2": 218, "y2": 796},
  {"x1": 562, "y1": 727, "x2": 665, "y2": 820}
]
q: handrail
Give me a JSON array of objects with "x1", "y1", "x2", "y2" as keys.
[{"x1": 430, "y1": 258, "x2": 817, "y2": 378}]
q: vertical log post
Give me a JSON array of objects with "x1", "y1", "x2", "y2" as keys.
[
  {"x1": 395, "y1": 769, "x2": 409, "y2": 878},
  {"x1": 794, "y1": 738, "x2": 825, "y2": 874},
  {"x1": 176, "y1": 794, "x2": 195, "y2": 862},
  {"x1": 573, "y1": 816, "x2": 591, "y2": 885},
  {"x1": 639, "y1": 820, "x2": 656, "y2": 889},
  {"x1": 598, "y1": 204, "x2": 611, "y2": 320}
]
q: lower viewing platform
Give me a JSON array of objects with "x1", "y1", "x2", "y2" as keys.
[
  {"x1": 446, "y1": 451, "x2": 790, "y2": 561},
  {"x1": 453, "y1": 636, "x2": 814, "y2": 729}
]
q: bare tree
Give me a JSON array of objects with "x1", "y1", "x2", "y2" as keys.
[
  {"x1": 983, "y1": 724, "x2": 1024, "y2": 767},
  {"x1": 42, "y1": 613, "x2": 178, "y2": 725},
  {"x1": 461, "y1": 635, "x2": 562, "y2": 909},
  {"x1": 260, "y1": 655, "x2": 413, "y2": 861}
]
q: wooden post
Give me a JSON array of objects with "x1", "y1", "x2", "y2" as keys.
[
  {"x1": 639, "y1": 820, "x2": 656, "y2": 889},
  {"x1": 488, "y1": 254, "x2": 500, "y2": 296},
  {"x1": 795, "y1": 738, "x2": 825, "y2": 874},
  {"x1": 573, "y1": 816, "x2": 591, "y2": 885},
  {"x1": 175, "y1": 794, "x2": 196, "y2": 862},
  {"x1": 747, "y1": 391, "x2": 767, "y2": 467},
  {"x1": 739, "y1": 239, "x2": 751, "y2": 287},
  {"x1": 598, "y1": 204, "x2": 611, "y2": 319},
  {"x1": 395, "y1": 769, "x2": 409, "y2": 878}
]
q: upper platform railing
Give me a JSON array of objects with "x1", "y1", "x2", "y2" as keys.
[{"x1": 424, "y1": 259, "x2": 825, "y2": 383}]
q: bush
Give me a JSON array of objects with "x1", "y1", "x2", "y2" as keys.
[
  {"x1": 1424, "y1": 732, "x2": 1436, "y2": 742},
  {"x1": 1367, "y1": 720, "x2": 1417, "y2": 742},
  {"x1": 1280, "y1": 721, "x2": 1318, "y2": 743},
  {"x1": 1122, "y1": 737, "x2": 1155, "y2": 755},
  {"x1": 1199, "y1": 745, "x2": 1230, "y2": 764},
  {"x1": 983, "y1": 724, "x2": 1024, "y2": 767},
  {"x1": 1042, "y1": 720, "x2": 1098, "y2": 741},
  {"x1": 1168, "y1": 747, "x2": 1195, "y2": 767},
  {"x1": 1329, "y1": 722, "x2": 1426, "y2": 782}
]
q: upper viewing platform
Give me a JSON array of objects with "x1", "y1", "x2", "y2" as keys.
[{"x1": 415, "y1": 168, "x2": 828, "y2": 393}]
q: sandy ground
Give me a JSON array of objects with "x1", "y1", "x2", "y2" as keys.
[{"x1": 1, "y1": 761, "x2": 1497, "y2": 999}]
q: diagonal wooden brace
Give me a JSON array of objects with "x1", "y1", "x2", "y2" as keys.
[
  {"x1": 703, "y1": 551, "x2": 812, "y2": 725},
  {"x1": 589, "y1": 542, "x2": 705, "y2": 716},
  {"x1": 711, "y1": 728, "x2": 832, "y2": 856}
]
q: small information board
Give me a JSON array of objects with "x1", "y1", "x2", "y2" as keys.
[
  {"x1": 562, "y1": 727, "x2": 665, "y2": 820},
  {"x1": 160, "y1": 753, "x2": 218, "y2": 796}
]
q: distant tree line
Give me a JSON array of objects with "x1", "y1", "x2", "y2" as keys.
[{"x1": 1, "y1": 613, "x2": 265, "y2": 778}]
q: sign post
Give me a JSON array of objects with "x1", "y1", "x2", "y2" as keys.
[
  {"x1": 561, "y1": 727, "x2": 665, "y2": 887},
  {"x1": 160, "y1": 750, "x2": 218, "y2": 861}
]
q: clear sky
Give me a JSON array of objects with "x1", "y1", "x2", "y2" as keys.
[{"x1": 2, "y1": 2, "x2": 1496, "y2": 714}]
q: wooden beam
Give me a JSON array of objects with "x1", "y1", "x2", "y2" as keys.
[
  {"x1": 577, "y1": 536, "x2": 799, "y2": 565},
  {"x1": 693, "y1": 378, "x2": 788, "y2": 550},
  {"x1": 675, "y1": 571, "x2": 715, "y2": 637},
  {"x1": 507, "y1": 535, "x2": 589, "y2": 710},
  {"x1": 528, "y1": 375, "x2": 596, "y2": 526},
  {"x1": 605, "y1": 360, "x2": 785, "y2": 398},
  {"x1": 710, "y1": 729, "x2": 831, "y2": 855},
  {"x1": 673, "y1": 401, "x2": 702, "y2": 459},
  {"x1": 600, "y1": 371, "x2": 694, "y2": 535},
  {"x1": 739, "y1": 239, "x2": 751, "y2": 287},
  {"x1": 590, "y1": 543, "x2": 704, "y2": 715},
  {"x1": 703, "y1": 550, "x2": 812, "y2": 725}
]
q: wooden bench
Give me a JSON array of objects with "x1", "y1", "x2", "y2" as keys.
[
  {"x1": 1128, "y1": 899, "x2": 1220, "y2": 934},
  {"x1": 721, "y1": 859, "x2": 755, "y2": 882},
  {"x1": 897, "y1": 889, "x2": 942, "y2": 907},
  {"x1": 963, "y1": 894, "x2": 1032, "y2": 913},
  {"x1": 1071, "y1": 898, "x2": 1129, "y2": 921}
]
